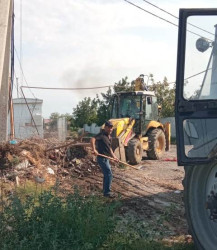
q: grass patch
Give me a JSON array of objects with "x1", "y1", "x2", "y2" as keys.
[
  {"x1": 0, "y1": 187, "x2": 193, "y2": 250},
  {"x1": 103, "y1": 210, "x2": 194, "y2": 250},
  {"x1": 0, "y1": 189, "x2": 118, "y2": 250},
  {"x1": 103, "y1": 237, "x2": 194, "y2": 250}
]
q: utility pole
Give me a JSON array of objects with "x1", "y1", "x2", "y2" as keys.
[
  {"x1": 16, "y1": 77, "x2": 19, "y2": 98},
  {"x1": 0, "y1": 0, "x2": 13, "y2": 142}
]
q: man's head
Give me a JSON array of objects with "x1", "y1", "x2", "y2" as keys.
[{"x1": 104, "y1": 121, "x2": 113, "y2": 135}]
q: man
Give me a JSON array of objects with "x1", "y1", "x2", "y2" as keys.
[{"x1": 91, "y1": 121, "x2": 119, "y2": 198}]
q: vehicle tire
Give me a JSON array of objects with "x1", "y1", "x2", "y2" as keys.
[
  {"x1": 183, "y1": 163, "x2": 217, "y2": 250},
  {"x1": 127, "y1": 139, "x2": 142, "y2": 165},
  {"x1": 147, "y1": 128, "x2": 165, "y2": 160}
]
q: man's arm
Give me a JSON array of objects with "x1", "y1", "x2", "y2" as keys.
[
  {"x1": 90, "y1": 137, "x2": 98, "y2": 155},
  {"x1": 110, "y1": 147, "x2": 119, "y2": 162}
]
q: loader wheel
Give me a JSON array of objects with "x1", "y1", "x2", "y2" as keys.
[
  {"x1": 183, "y1": 163, "x2": 217, "y2": 250},
  {"x1": 147, "y1": 128, "x2": 165, "y2": 160},
  {"x1": 127, "y1": 139, "x2": 142, "y2": 165}
]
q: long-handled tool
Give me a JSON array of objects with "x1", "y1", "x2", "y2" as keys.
[
  {"x1": 97, "y1": 153, "x2": 139, "y2": 170},
  {"x1": 45, "y1": 142, "x2": 91, "y2": 152}
]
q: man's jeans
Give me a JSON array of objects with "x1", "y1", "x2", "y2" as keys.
[{"x1": 97, "y1": 156, "x2": 113, "y2": 196}]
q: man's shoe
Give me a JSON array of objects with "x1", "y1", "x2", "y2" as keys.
[{"x1": 104, "y1": 193, "x2": 116, "y2": 198}]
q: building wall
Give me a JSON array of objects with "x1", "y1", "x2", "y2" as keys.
[
  {"x1": 0, "y1": 0, "x2": 13, "y2": 141},
  {"x1": 84, "y1": 117, "x2": 176, "y2": 138},
  {"x1": 11, "y1": 98, "x2": 43, "y2": 139},
  {"x1": 84, "y1": 123, "x2": 101, "y2": 135},
  {"x1": 57, "y1": 117, "x2": 67, "y2": 141},
  {"x1": 160, "y1": 117, "x2": 176, "y2": 138}
]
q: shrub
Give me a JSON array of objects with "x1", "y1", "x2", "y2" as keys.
[{"x1": 0, "y1": 190, "x2": 117, "y2": 250}]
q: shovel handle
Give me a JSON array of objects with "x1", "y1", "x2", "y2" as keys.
[{"x1": 96, "y1": 153, "x2": 139, "y2": 170}]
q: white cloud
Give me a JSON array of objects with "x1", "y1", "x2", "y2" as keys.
[{"x1": 13, "y1": 0, "x2": 216, "y2": 117}]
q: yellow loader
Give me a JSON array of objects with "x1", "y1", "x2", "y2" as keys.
[{"x1": 103, "y1": 75, "x2": 171, "y2": 165}]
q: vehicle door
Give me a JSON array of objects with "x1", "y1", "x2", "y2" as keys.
[{"x1": 175, "y1": 9, "x2": 217, "y2": 165}]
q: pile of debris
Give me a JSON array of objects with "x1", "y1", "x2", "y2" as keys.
[{"x1": 0, "y1": 139, "x2": 100, "y2": 187}]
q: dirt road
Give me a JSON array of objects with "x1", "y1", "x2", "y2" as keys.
[
  {"x1": 64, "y1": 145, "x2": 189, "y2": 242},
  {"x1": 0, "y1": 141, "x2": 190, "y2": 243}
]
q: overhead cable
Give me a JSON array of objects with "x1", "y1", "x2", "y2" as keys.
[
  {"x1": 141, "y1": 0, "x2": 214, "y2": 36},
  {"x1": 168, "y1": 68, "x2": 212, "y2": 85},
  {"x1": 124, "y1": 0, "x2": 213, "y2": 42},
  {"x1": 14, "y1": 47, "x2": 38, "y2": 99},
  {"x1": 21, "y1": 67, "x2": 210, "y2": 90},
  {"x1": 21, "y1": 85, "x2": 113, "y2": 90}
]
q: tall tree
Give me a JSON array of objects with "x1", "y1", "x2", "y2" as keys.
[
  {"x1": 49, "y1": 112, "x2": 60, "y2": 120},
  {"x1": 72, "y1": 97, "x2": 98, "y2": 127},
  {"x1": 148, "y1": 76, "x2": 175, "y2": 117},
  {"x1": 113, "y1": 77, "x2": 133, "y2": 93},
  {"x1": 71, "y1": 75, "x2": 175, "y2": 128},
  {"x1": 96, "y1": 88, "x2": 112, "y2": 126},
  {"x1": 48, "y1": 112, "x2": 60, "y2": 130}
]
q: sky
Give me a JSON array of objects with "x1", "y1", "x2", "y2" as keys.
[{"x1": 13, "y1": 0, "x2": 216, "y2": 118}]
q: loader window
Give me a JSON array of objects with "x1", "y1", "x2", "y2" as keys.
[
  {"x1": 119, "y1": 95, "x2": 140, "y2": 119},
  {"x1": 145, "y1": 96, "x2": 158, "y2": 121},
  {"x1": 111, "y1": 96, "x2": 118, "y2": 118},
  {"x1": 184, "y1": 118, "x2": 217, "y2": 158},
  {"x1": 184, "y1": 16, "x2": 217, "y2": 100}
]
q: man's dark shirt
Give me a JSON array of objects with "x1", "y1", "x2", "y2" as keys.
[{"x1": 94, "y1": 130, "x2": 112, "y2": 157}]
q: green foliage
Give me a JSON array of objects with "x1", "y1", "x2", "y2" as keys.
[
  {"x1": 0, "y1": 188, "x2": 193, "y2": 250},
  {"x1": 72, "y1": 97, "x2": 98, "y2": 127},
  {"x1": 49, "y1": 112, "x2": 60, "y2": 120},
  {"x1": 60, "y1": 112, "x2": 72, "y2": 121},
  {"x1": 71, "y1": 77, "x2": 133, "y2": 126},
  {"x1": 71, "y1": 75, "x2": 175, "y2": 127},
  {"x1": 49, "y1": 75, "x2": 175, "y2": 128},
  {"x1": 48, "y1": 112, "x2": 73, "y2": 130},
  {"x1": 0, "y1": 190, "x2": 117, "y2": 250},
  {"x1": 113, "y1": 77, "x2": 133, "y2": 93},
  {"x1": 148, "y1": 76, "x2": 175, "y2": 118},
  {"x1": 95, "y1": 89, "x2": 112, "y2": 126}
]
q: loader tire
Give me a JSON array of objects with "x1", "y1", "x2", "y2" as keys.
[
  {"x1": 127, "y1": 139, "x2": 142, "y2": 165},
  {"x1": 147, "y1": 128, "x2": 165, "y2": 160},
  {"x1": 183, "y1": 163, "x2": 217, "y2": 250}
]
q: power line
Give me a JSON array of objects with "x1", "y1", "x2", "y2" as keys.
[
  {"x1": 125, "y1": 0, "x2": 178, "y2": 27},
  {"x1": 19, "y1": 84, "x2": 113, "y2": 135},
  {"x1": 184, "y1": 68, "x2": 212, "y2": 81},
  {"x1": 124, "y1": 0, "x2": 213, "y2": 42},
  {"x1": 21, "y1": 85, "x2": 113, "y2": 90},
  {"x1": 14, "y1": 47, "x2": 37, "y2": 99},
  {"x1": 14, "y1": 69, "x2": 24, "y2": 97},
  {"x1": 14, "y1": 47, "x2": 40, "y2": 135},
  {"x1": 20, "y1": 87, "x2": 40, "y2": 135},
  {"x1": 166, "y1": 68, "x2": 212, "y2": 85},
  {"x1": 21, "y1": 68, "x2": 210, "y2": 90},
  {"x1": 141, "y1": 0, "x2": 214, "y2": 36}
]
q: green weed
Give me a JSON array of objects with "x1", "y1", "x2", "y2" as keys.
[{"x1": 0, "y1": 190, "x2": 118, "y2": 250}]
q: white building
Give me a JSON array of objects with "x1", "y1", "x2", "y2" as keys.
[{"x1": 10, "y1": 98, "x2": 43, "y2": 139}]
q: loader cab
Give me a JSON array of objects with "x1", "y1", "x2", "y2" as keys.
[
  {"x1": 175, "y1": 9, "x2": 217, "y2": 165},
  {"x1": 111, "y1": 91, "x2": 158, "y2": 134}
]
